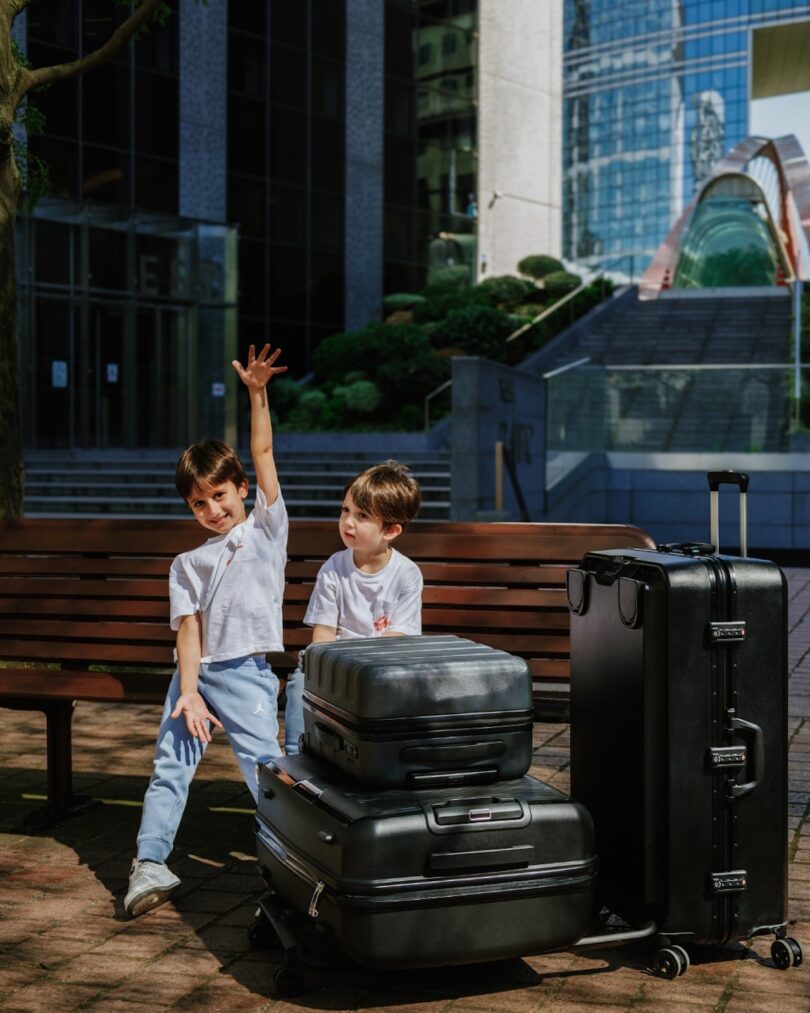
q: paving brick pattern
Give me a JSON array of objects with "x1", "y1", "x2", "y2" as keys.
[{"x1": 1, "y1": 570, "x2": 809, "y2": 1010}]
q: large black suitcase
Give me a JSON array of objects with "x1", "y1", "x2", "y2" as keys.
[
  {"x1": 302, "y1": 634, "x2": 534, "y2": 787},
  {"x1": 567, "y1": 472, "x2": 796, "y2": 965},
  {"x1": 254, "y1": 751, "x2": 597, "y2": 969}
]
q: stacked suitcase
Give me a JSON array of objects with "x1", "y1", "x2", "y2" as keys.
[{"x1": 253, "y1": 634, "x2": 599, "y2": 981}]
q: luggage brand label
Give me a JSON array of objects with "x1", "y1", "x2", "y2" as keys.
[
  {"x1": 709, "y1": 870, "x2": 748, "y2": 894},
  {"x1": 707, "y1": 746, "x2": 747, "y2": 769},
  {"x1": 707, "y1": 621, "x2": 746, "y2": 644}
]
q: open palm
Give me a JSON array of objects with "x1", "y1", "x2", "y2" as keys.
[{"x1": 232, "y1": 343, "x2": 287, "y2": 390}]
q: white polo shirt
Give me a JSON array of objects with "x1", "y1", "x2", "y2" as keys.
[
  {"x1": 169, "y1": 488, "x2": 287, "y2": 663},
  {"x1": 304, "y1": 547, "x2": 423, "y2": 639}
]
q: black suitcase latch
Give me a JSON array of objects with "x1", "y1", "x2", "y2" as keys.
[
  {"x1": 709, "y1": 870, "x2": 748, "y2": 894},
  {"x1": 707, "y1": 746, "x2": 747, "y2": 770},
  {"x1": 707, "y1": 621, "x2": 746, "y2": 645}
]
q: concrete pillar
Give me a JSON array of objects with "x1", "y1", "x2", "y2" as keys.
[
  {"x1": 344, "y1": 0, "x2": 384, "y2": 330},
  {"x1": 179, "y1": 0, "x2": 227, "y2": 223}
]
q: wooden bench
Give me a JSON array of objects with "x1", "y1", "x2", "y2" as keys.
[{"x1": 0, "y1": 517, "x2": 655, "y2": 828}]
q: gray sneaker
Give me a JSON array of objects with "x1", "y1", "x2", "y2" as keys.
[{"x1": 124, "y1": 859, "x2": 181, "y2": 917}]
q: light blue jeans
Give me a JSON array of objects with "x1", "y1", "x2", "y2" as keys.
[{"x1": 136, "y1": 655, "x2": 305, "y2": 864}]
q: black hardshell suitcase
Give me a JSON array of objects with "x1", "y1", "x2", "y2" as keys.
[
  {"x1": 302, "y1": 634, "x2": 534, "y2": 787},
  {"x1": 567, "y1": 472, "x2": 798, "y2": 966},
  {"x1": 254, "y1": 751, "x2": 597, "y2": 969}
]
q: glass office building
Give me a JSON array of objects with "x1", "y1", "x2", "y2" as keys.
[
  {"x1": 16, "y1": 1, "x2": 483, "y2": 450},
  {"x1": 563, "y1": 0, "x2": 810, "y2": 273}
]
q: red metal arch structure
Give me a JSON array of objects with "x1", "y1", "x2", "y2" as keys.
[{"x1": 641, "y1": 134, "x2": 810, "y2": 298}]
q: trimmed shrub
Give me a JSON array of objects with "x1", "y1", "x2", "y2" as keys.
[
  {"x1": 383, "y1": 293, "x2": 427, "y2": 314},
  {"x1": 431, "y1": 304, "x2": 515, "y2": 361},
  {"x1": 340, "y1": 379, "x2": 382, "y2": 415},
  {"x1": 473, "y1": 275, "x2": 536, "y2": 310},
  {"x1": 422, "y1": 264, "x2": 471, "y2": 294},
  {"x1": 543, "y1": 270, "x2": 583, "y2": 297},
  {"x1": 518, "y1": 254, "x2": 564, "y2": 279}
]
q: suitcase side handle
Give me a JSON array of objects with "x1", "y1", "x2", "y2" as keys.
[
  {"x1": 707, "y1": 470, "x2": 749, "y2": 557},
  {"x1": 729, "y1": 716, "x2": 764, "y2": 800}
]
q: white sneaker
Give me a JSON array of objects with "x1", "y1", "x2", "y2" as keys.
[{"x1": 124, "y1": 859, "x2": 181, "y2": 917}]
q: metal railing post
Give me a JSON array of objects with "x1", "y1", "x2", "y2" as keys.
[{"x1": 494, "y1": 441, "x2": 504, "y2": 513}]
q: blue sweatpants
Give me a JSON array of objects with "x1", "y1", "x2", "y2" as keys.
[{"x1": 136, "y1": 655, "x2": 304, "y2": 864}]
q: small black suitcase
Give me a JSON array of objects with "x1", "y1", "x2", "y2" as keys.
[
  {"x1": 302, "y1": 634, "x2": 534, "y2": 787},
  {"x1": 254, "y1": 751, "x2": 597, "y2": 969},
  {"x1": 568, "y1": 472, "x2": 802, "y2": 973}
]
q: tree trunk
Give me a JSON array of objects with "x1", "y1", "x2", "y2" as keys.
[{"x1": 0, "y1": 106, "x2": 22, "y2": 519}]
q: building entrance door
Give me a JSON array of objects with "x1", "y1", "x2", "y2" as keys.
[{"x1": 135, "y1": 305, "x2": 193, "y2": 449}]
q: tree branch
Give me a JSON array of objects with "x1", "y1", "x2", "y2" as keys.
[{"x1": 15, "y1": 0, "x2": 167, "y2": 100}]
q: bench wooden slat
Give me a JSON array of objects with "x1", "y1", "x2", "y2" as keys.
[
  {"x1": 0, "y1": 668, "x2": 172, "y2": 703},
  {"x1": 0, "y1": 579, "x2": 168, "y2": 591},
  {"x1": 0, "y1": 599, "x2": 170, "y2": 619}
]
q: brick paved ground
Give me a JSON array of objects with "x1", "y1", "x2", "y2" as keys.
[{"x1": 1, "y1": 571, "x2": 809, "y2": 1011}]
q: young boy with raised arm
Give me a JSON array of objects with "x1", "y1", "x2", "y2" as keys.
[
  {"x1": 124, "y1": 343, "x2": 303, "y2": 918},
  {"x1": 283, "y1": 461, "x2": 424, "y2": 729}
]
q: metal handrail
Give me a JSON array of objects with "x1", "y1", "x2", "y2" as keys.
[
  {"x1": 543, "y1": 356, "x2": 591, "y2": 380},
  {"x1": 424, "y1": 378, "x2": 453, "y2": 431},
  {"x1": 505, "y1": 279, "x2": 593, "y2": 344},
  {"x1": 505, "y1": 253, "x2": 635, "y2": 347}
]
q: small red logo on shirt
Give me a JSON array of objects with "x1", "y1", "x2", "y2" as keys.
[{"x1": 373, "y1": 614, "x2": 390, "y2": 632}]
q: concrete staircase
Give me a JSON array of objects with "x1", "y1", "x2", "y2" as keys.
[
  {"x1": 23, "y1": 450, "x2": 452, "y2": 520},
  {"x1": 531, "y1": 289, "x2": 794, "y2": 453}
]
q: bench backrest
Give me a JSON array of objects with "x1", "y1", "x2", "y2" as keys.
[{"x1": 0, "y1": 518, "x2": 655, "y2": 703}]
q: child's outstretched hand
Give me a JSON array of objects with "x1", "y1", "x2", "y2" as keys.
[
  {"x1": 171, "y1": 691, "x2": 224, "y2": 742},
  {"x1": 232, "y1": 343, "x2": 287, "y2": 390}
]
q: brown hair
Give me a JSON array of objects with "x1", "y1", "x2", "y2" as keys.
[
  {"x1": 345, "y1": 459, "x2": 421, "y2": 529},
  {"x1": 175, "y1": 440, "x2": 248, "y2": 501}
]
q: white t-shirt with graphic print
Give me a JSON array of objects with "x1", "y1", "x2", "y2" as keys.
[
  {"x1": 303, "y1": 547, "x2": 423, "y2": 639},
  {"x1": 169, "y1": 488, "x2": 288, "y2": 663}
]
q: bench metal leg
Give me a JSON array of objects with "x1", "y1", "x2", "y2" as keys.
[{"x1": 21, "y1": 700, "x2": 99, "y2": 832}]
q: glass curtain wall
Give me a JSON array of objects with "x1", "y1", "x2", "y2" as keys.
[
  {"x1": 18, "y1": 1, "x2": 223, "y2": 452},
  {"x1": 227, "y1": 1, "x2": 346, "y2": 382},
  {"x1": 563, "y1": 0, "x2": 810, "y2": 274},
  {"x1": 26, "y1": 0, "x2": 179, "y2": 211},
  {"x1": 384, "y1": 0, "x2": 478, "y2": 294}
]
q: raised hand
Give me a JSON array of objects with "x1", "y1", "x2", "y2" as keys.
[{"x1": 232, "y1": 343, "x2": 287, "y2": 390}]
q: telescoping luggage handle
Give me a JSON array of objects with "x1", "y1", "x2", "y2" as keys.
[{"x1": 708, "y1": 470, "x2": 749, "y2": 558}]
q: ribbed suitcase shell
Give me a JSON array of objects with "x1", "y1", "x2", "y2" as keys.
[
  {"x1": 302, "y1": 634, "x2": 534, "y2": 787},
  {"x1": 255, "y1": 752, "x2": 597, "y2": 968},
  {"x1": 568, "y1": 546, "x2": 788, "y2": 944}
]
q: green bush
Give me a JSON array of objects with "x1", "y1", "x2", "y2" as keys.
[
  {"x1": 340, "y1": 379, "x2": 382, "y2": 415},
  {"x1": 472, "y1": 275, "x2": 536, "y2": 310},
  {"x1": 383, "y1": 293, "x2": 427, "y2": 314},
  {"x1": 518, "y1": 254, "x2": 564, "y2": 279},
  {"x1": 543, "y1": 270, "x2": 583, "y2": 297},
  {"x1": 269, "y1": 377, "x2": 303, "y2": 414},
  {"x1": 310, "y1": 322, "x2": 449, "y2": 429},
  {"x1": 413, "y1": 287, "x2": 486, "y2": 324},
  {"x1": 431, "y1": 304, "x2": 515, "y2": 361},
  {"x1": 422, "y1": 264, "x2": 471, "y2": 294}
]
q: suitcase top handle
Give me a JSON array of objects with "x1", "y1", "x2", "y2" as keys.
[
  {"x1": 708, "y1": 470, "x2": 749, "y2": 557},
  {"x1": 708, "y1": 471, "x2": 749, "y2": 493}
]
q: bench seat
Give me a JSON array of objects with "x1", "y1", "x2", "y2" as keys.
[{"x1": 0, "y1": 516, "x2": 655, "y2": 828}]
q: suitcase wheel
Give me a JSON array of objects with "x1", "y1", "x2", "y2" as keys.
[
  {"x1": 653, "y1": 946, "x2": 688, "y2": 979},
  {"x1": 274, "y1": 962, "x2": 304, "y2": 996},
  {"x1": 247, "y1": 912, "x2": 280, "y2": 951},
  {"x1": 771, "y1": 937, "x2": 803, "y2": 970}
]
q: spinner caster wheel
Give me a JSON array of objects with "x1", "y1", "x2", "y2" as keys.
[
  {"x1": 670, "y1": 944, "x2": 690, "y2": 974},
  {"x1": 273, "y1": 962, "x2": 304, "y2": 996},
  {"x1": 247, "y1": 914, "x2": 279, "y2": 950},
  {"x1": 654, "y1": 946, "x2": 688, "y2": 979},
  {"x1": 772, "y1": 937, "x2": 803, "y2": 970}
]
